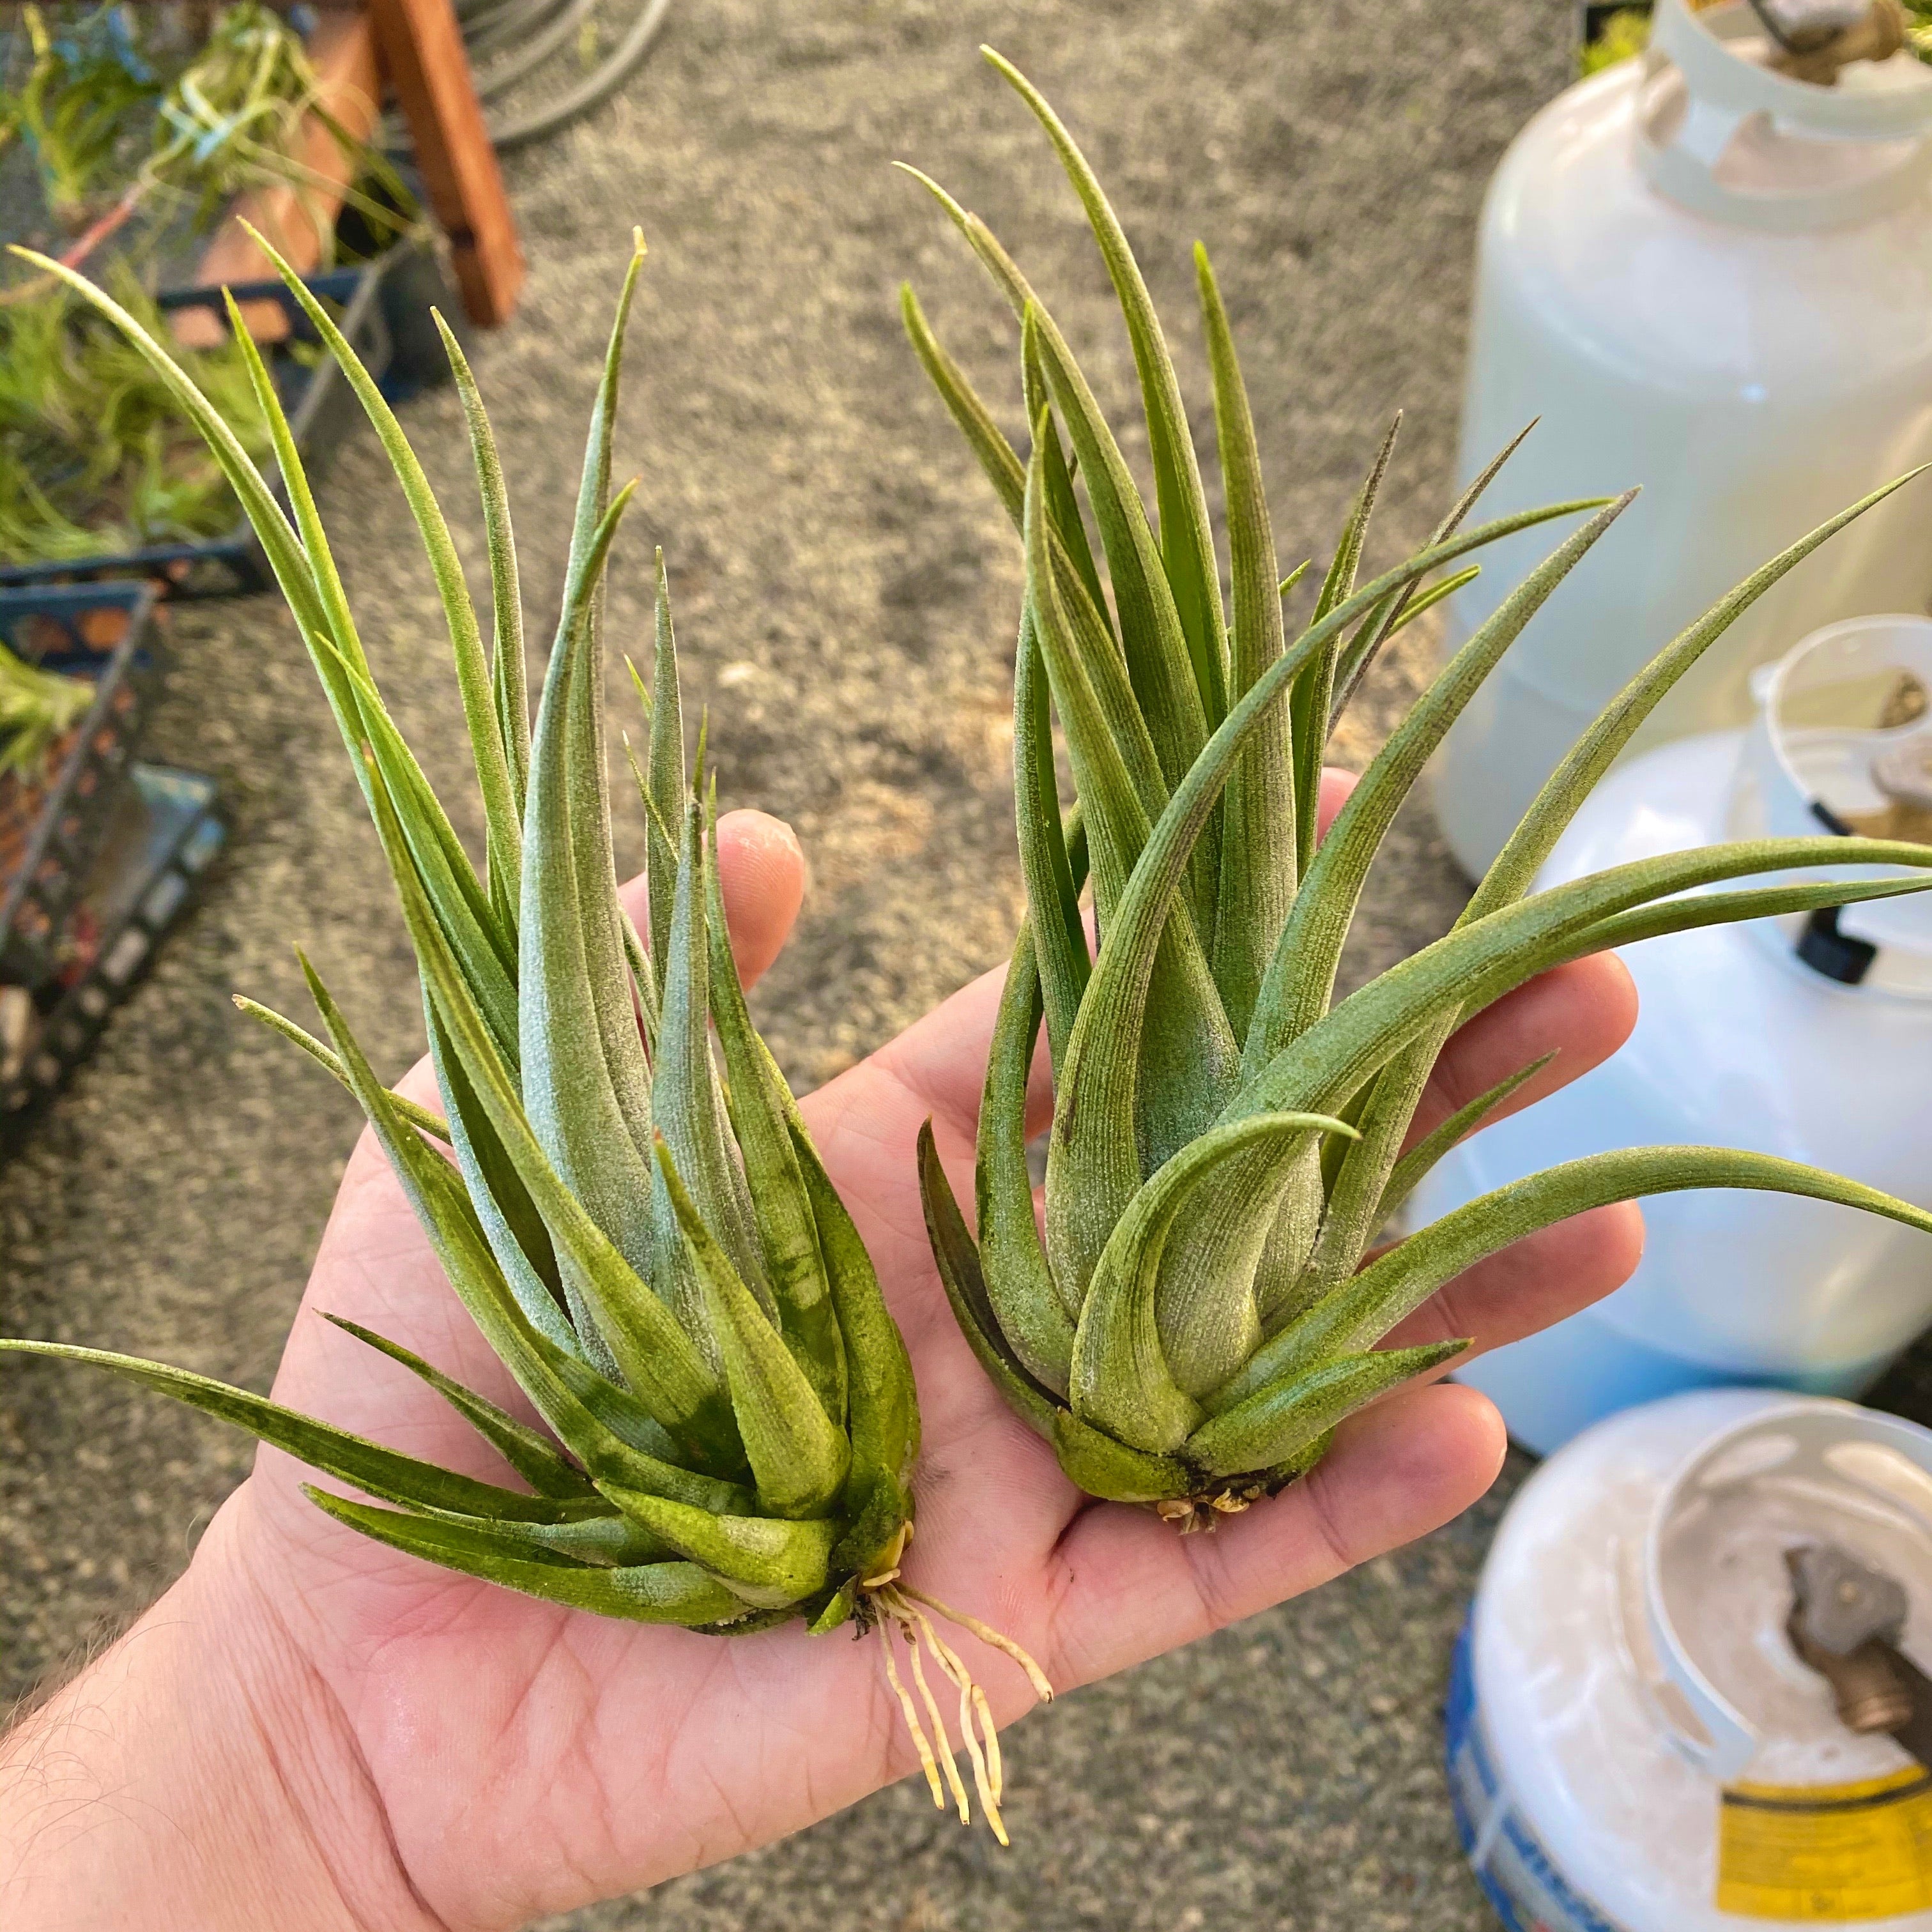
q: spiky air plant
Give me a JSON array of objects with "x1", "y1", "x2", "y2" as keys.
[
  {"x1": 0, "y1": 231, "x2": 1048, "y2": 1841},
  {"x1": 0, "y1": 631, "x2": 92, "y2": 780},
  {"x1": 904, "y1": 52, "x2": 1932, "y2": 1528}
]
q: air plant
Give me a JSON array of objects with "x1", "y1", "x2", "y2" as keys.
[
  {"x1": 1579, "y1": 7, "x2": 1654, "y2": 74},
  {"x1": 0, "y1": 263, "x2": 282, "y2": 564},
  {"x1": 904, "y1": 53, "x2": 1932, "y2": 1527},
  {"x1": 0, "y1": 630, "x2": 91, "y2": 781},
  {"x1": 1, "y1": 4, "x2": 160, "y2": 230},
  {"x1": 139, "y1": 1, "x2": 417, "y2": 260},
  {"x1": 0, "y1": 231, "x2": 1049, "y2": 1840},
  {"x1": 2, "y1": 4, "x2": 415, "y2": 263}
]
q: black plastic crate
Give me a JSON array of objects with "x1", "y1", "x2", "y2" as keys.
[
  {"x1": 0, "y1": 763, "x2": 226, "y2": 1139},
  {"x1": 0, "y1": 231, "x2": 459, "y2": 599},
  {"x1": 0, "y1": 581, "x2": 165, "y2": 988}
]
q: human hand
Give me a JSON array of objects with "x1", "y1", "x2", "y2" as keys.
[{"x1": 0, "y1": 779, "x2": 1639, "y2": 1931}]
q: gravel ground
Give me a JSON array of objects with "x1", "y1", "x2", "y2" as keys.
[{"x1": 9, "y1": 3, "x2": 1930, "y2": 1928}]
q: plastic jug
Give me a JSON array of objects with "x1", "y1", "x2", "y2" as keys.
[{"x1": 1433, "y1": 0, "x2": 1932, "y2": 877}]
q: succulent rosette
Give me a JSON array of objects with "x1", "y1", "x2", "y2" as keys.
[
  {"x1": 905, "y1": 53, "x2": 1932, "y2": 1525},
  {"x1": 2, "y1": 233, "x2": 1045, "y2": 1838}
]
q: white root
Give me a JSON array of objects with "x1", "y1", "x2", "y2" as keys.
[{"x1": 863, "y1": 1577, "x2": 1052, "y2": 1845}]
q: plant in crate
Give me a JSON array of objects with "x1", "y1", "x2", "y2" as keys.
[{"x1": 905, "y1": 52, "x2": 1932, "y2": 1527}]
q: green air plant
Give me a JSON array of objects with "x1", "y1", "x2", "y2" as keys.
[
  {"x1": 1, "y1": 230, "x2": 1049, "y2": 1841},
  {"x1": 139, "y1": 1, "x2": 416, "y2": 259},
  {"x1": 0, "y1": 631, "x2": 91, "y2": 780},
  {"x1": 1579, "y1": 7, "x2": 1653, "y2": 75},
  {"x1": 1, "y1": 4, "x2": 160, "y2": 229},
  {"x1": 903, "y1": 52, "x2": 1932, "y2": 1528},
  {"x1": 1, "y1": 3, "x2": 416, "y2": 288},
  {"x1": 0, "y1": 263, "x2": 280, "y2": 564}
]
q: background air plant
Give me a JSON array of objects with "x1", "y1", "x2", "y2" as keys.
[
  {"x1": 0, "y1": 3, "x2": 159, "y2": 229},
  {"x1": 1, "y1": 4, "x2": 415, "y2": 272},
  {"x1": 0, "y1": 231, "x2": 1047, "y2": 1839},
  {"x1": 905, "y1": 52, "x2": 1932, "y2": 1526},
  {"x1": 0, "y1": 627, "x2": 91, "y2": 780},
  {"x1": 0, "y1": 262, "x2": 284, "y2": 563}
]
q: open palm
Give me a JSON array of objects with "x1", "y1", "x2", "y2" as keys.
[{"x1": 85, "y1": 789, "x2": 1637, "y2": 1932}]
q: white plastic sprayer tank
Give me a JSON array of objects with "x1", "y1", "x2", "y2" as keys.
[
  {"x1": 1431, "y1": 0, "x2": 1932, "y2": 878},
  {"x1": 1413, "y1": 613, "x2": 1932, "y2": 1454}
]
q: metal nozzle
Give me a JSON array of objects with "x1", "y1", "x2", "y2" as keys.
[{"x1": 1786, "y1": 1544, "x2": 1932, "y2": 1765}]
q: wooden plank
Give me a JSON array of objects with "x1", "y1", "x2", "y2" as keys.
[
  {"x1": 367, "y1": 0, "x2": 523, "y2": 326},
  {"x1": 177, "y1": 10, "x2": 381, "y2": 348}
]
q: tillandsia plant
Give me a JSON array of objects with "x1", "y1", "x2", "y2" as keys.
[
  {"x1": 903, "y1": 52, "x2": 1932, "y2": 1528},
  {"x1": 0, "y1": 230, "x2": 1048, "y2": 1841},
  {"x1": 0, "y1": 262, "x2": 285, "y2": 564},
  {"x1": 0, "y1": 3, "x2": 160, "y2": 229},
  {"x1": 0, "y1": 629, "x2": 91, "y2": 780},
  {"x1": 1, "y1": 3, "x2": 415, "y2": 266}
]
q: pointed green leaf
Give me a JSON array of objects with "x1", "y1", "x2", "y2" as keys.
[
  {"x1": 597, "y1": 1487, "x2": 837, "y2": 1607},
  {"x1": 518, "y1": 479, "x2": 659, "y2": 1298},
  {"x1": 1020, "y1": 316, "x2": 1113, "y2": 636},
  {"x1": 919, "y1": 1119, "x2": 1058, "y2": 1436},
  {"x1": 1234, "y1": 1148, "x2": 1932, "y2": 1418},
  {"x1": 974, "y1": 928, "x2": 1077, "y2": 1386},
  {"x1": 1371, "y1": 1052, "x2": 1556, "y2": 1232},
  {"x1": 399, "y1": 1499, "x2": 673, "y2": 1567},
  {"x1": 900, "y1": 280, "x2": 1024, "y2": 523},
  {"x1": 1197, "y1": 241, "x2": 1295, "y2": 1037},
  {"x1": 434, "y1": 311, "x2": 530, "y2": 842},
  {"x1": 1187, "y1": 1340, "x2": 1468, "y2": 1480},
  {"x1": 321, "y1": 1314, "x2": 594, "y2": 1500},
  {"x1": 1328, "y1": 420, "x2": 1537, "y2": 732},
  {"x1": 1023, "y1": 306, "x2": 1209, "y2": 808},
  {"x1": 704, "y1": 808, "x2": 847, "y2": 1425},
  {"x1": 1473, "y1": 470, "x2": 1928, "y2": 920},
  {"x1": 0, "y1": 1340, "x2": 593, "y2": 1523},
  {"x1": 242, "y1": 226, "x2": 523, "y2": 919},
  {"x1": 424, "y1": 993, "x2": 573, "y2": 1351},
  {"x1": 647, "y1": 551, "x2": 687, "y2": 990},
  {"x1": 11, "y1": 246, "x2": 329, "y2": 645},
  {"x1": 656, "y1": 1140, "x2": 848, "y2": 1520},
  {"x1": 786, "y1": 1082, "x2": 919, "y2": 1509},
  {"x1": 1013, "y1": 606, "x2": 1089, "y2": 1072},
  {"x1": 1248, "y1": 494, "x2": 1633, "y2": 1075},
  {"x1": 1292, "y1": 416, "x2": 1399, "y2": 878},
  {"x1": 233, "y1": 995, "x2": 450, "y2": 1142},
  {"x1": 1230, "y1": 835, "x2": 1932, "y2": 1135},
  {"x1": 650, "y1": 792, "x2": 774, "y2": 1361},
  {"x1": 302, "y1": 1487, "x2": 747, "y2": 1625},
  {"x1": 985, "y1": 48, "x2": 1228, "y2": 723}
]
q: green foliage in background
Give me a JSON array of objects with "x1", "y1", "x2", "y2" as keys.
[
  {"x1": 0, "y1": 631, "x2": 91, "y2": 781},
  {"x1": 0, "y1": 263, "x2": 280, "y2": 562},
  {"x1": 0, "y1": 4, "x2": 418, "y2": 569}
]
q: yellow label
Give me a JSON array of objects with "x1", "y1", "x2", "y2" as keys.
[{"x1": 1719, "y1": 1767, "x2": 1932, "y2": 1921}]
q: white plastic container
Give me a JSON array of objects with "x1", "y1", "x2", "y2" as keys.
[
  {"x1": 1413, "y1": 613, "x2": 1932, "y2": 1455},
  {"x1": 1451, "y1": 1390, "x2": 1932, "y2": 1931},
  {"x1": 1432, "y1": 0, "x2": 1932, "y2": 878}
]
